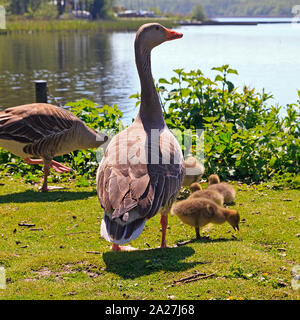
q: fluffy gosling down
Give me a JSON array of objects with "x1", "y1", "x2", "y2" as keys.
[
  {"x1": 171, "y1": 198, "x2": 240, "y2": 240},
  {"x1": 206, "y1": 174, "x2": 236, "y2": 204},
  {"x1": 189, "y1": 182, "x2": 224, "y2": 206}
]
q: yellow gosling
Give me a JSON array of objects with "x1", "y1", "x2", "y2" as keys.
[
  {"x1": 207, "y1": 174, "x2": 236, "y2": 204},
  {"x1": 171, "y1": 198, "x2": 240, "y2": 240}
]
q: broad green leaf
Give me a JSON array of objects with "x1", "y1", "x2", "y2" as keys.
[
  {"x1": 227, "y1": 68, "x2": 239, "y2": 75},
  {"x1": 212, "y1": 66, "x2": 223, "y2": 72},
  {"x1": 226, "y1": 80, "x2": 234, "y2": 92},
  {"x1": 159, "y1": 78, "x2": 170, "y2": 84},
  {"x1": 215, "y1": 75, "x2": 224, "y2": 82}
]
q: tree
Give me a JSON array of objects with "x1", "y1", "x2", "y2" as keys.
[
  {"x1": 191, "y1": 3, "x2": 206, "y2": 21},
  {"x1": 90, "y1": 0, "x2": 103, "y2": 19},
  {"x1": 9, "y1": 0, "x2": 29, "y2": 14},
  {"x1": 90, "y1": 0, "x2": 112, "y2": 19},
  {"x1": 8, "y1": 0, "x2": 53, "y2": 15},
  {"x1": 0, "y1": 0, "x2": 9, "y2": 8},
  {"x1": 57, "y1": 0, "x2": 66, "y2": 15}
]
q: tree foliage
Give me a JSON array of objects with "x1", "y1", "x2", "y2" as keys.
[
  {"x1": 155, "y1": 66, "x2": 299, "y2": 182},
  {"x1": 5, "y1": 0, "x2": 113, "y2": 19},
  {"x1": 191, "y1": 4, "x2": 206, "y2": 21},
  {"x1": 116, "y1": 0, "x2": 299, "y2": 17},
  {"x1": 0, "y1": 67, "x2": 299, "y2": 187}
]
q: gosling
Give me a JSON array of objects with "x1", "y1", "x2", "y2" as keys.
[
  {"x1": 171, "y1": 198, "x2": 240, "y2": 240},
  {"x1": 182, "y1": 156, "x2": 205, "y2": 186},
  {"x1": 190, "y1": 182, "x2": 202, "y2": 193},
  {"x1": 189, "y1": 182, "x2": 224, "y2": 206},
  {"x1": 206, "y1": 174, "x2": 236, "y2": 204}
]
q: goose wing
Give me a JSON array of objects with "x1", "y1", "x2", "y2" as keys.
[
  {"x1": 0, "y1": 103, "x2": 78, "y2": 144},
  {"x1": 97, "y1": 125, "x2": 184, "y2": 244}
]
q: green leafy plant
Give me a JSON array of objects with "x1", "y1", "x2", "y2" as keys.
[
  {"x1": 0, "y1": 67, "x2": 299, "y2": 187},
  {"x1": 152, "y1": 66, "x2": 300, "y2": 183},
  {"x1": 62, "y1": 99, "x2": 124, "y2": 180}
]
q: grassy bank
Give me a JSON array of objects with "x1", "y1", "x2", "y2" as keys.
[
  {"x1": 4, "y1": 18, "x2": 177, "y2": 33},
  {"x1": 0, "y1": 177, "x2": 299, "y2": 300}
]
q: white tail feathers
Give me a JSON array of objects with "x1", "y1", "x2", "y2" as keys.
[{"x1": 100, "y1": 215, "x2": 146, "y2": 245}]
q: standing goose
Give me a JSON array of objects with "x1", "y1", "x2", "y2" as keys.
[
  {"x1": 0, "y1": 103, "x2": 108, "y2": 191},
  {"x1": 97, "y1": 23, "x2": 184, "y2": 251}
]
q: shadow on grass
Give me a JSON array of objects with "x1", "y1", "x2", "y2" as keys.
[
  {"x1": 0, "y1": 190, "x2": 96, "y2": 203},
  {"x1": 177, "y1": 237, "x2": 239, "y2": 245},
  {"x1": 103, "y1": 246, "x2": 209, "y2": 279}
]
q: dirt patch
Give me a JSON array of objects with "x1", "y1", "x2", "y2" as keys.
[
  {"x1": 83, "y1": 264, "x2": 104, "y2": 278},
  {"x1": 24, "y1": 262, "x2": 104, "y2": 282}
]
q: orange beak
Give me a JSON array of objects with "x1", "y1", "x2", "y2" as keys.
[{"x1": 165, "y1": 28, "x2": 183, "y2": 41}]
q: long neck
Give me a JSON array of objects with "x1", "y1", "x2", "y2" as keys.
[{"x1": 135, "y1": 41, "x2": 165, "y2": 128}]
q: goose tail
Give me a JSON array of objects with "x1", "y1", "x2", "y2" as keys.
[{"x1": 100, "y1": 214, "x2": 146, "y2": 245}]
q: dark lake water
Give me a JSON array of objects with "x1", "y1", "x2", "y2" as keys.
[{"x1": 0, "y1": 22, "x2": 299, "y2": 123}]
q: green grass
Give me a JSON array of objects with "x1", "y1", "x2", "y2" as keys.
[
  {"x1": 0, "y1": 177, "x2": 299, "y2": 300},
  {"x1": 4, "y1": 18, "x2": 177, "y2": 33}
]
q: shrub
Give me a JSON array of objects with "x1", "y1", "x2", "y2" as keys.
[
  {"x1": 191, "y1": 4, "x2": 207, "y2": 21},
  {"x1": 60, "y1": 99, "x2": 123, "y2": 181},
  {"x1": 32, "y1": 1, "x2": 58, "y2": 20},
  {"x1": 0, "y1": 67, "x2": 299, "y2": 187},
  {"x1": 154, "y1": 66, "x2": 299, "y2": 183}
]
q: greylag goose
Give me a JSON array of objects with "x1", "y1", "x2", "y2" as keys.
[
  {"x1": 189, "y1": 182, "x2": 224, "y2": 206},
  {"x1": 206, "y1": 174, "x2": 236, "y2": 204},
  {"x1": 97, "y1": 23, "x2": 184, "y2": 251},
  {"x1": 171, "y1": 198, "x2": 240, "y2": 240},
  {"x1": 0, "y1": 103, "x2": 108, "y2": 191},
  {"x1": 182, "y1": 156, "x2": 205, "y2": 186}
]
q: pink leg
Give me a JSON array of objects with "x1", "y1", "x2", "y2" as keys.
[
  {"x1": 160, "y1": 215, "x2": 168, "y2": 248},
  {"x1": 50, "y1": 160, "x2": 72, "y2": 173},
  {"x1": 40, "y1": 161, "x2": 66, "y2": 192},
  {"x1": 24, "y1": 158, "x2": 44, "y2": 165},
  {"x1": 111, "y1": 244, "x2": 137, "y2": 251},
  {"x1": 24, "y1": 158, "x2": 68, "y2": 191},
  {"x1": 24, "y1": 158, "x2": 71, "y2": 173},
  {"x1": 41, "y1": 161, "x2": 50, "y2": 192}
]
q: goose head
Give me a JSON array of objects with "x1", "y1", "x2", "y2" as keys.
[
  {"x1": 135, "y1": 23, "x2": 183, "y2": 51},
  {"x1": 227, "y1": 210, "x2": 240, "y2": 231},
  {"x1": 94, "y1": 129, "x2": 110, "y2": 147},
  {"x1": 208, "y1": 174, "x2": 220, "y2": 185},
  {"x1": 190, "y1": 182, "x2": 202, "y2": 193}
]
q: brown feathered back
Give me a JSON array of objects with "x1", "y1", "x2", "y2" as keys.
[
  {"x1": 97, "y1": 120, "x2": 184, "y2": 244},
  {"x1": 0, "y1": 103, "x2": 107, "y2": 160}
]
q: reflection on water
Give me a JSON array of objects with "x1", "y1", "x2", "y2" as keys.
[
  {"x1": 0, "y1": 24, "x2": 299, "y2": 123},
  {"x1": 0, "y1": 32, "x2": 118, "y2": 110},
  {"x1": 0, "y1": 31, "x2": 140, "y2": 122}
]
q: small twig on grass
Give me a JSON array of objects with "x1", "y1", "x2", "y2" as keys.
[
  {"x1": 18, "y1": 222, "x2": 35, "y2": 227},
  {"x1": 174, "y1": 273, "x2": 215, "y2": 284},
  {"x1": 86, "y1": 251, "x2": 101, "y2": 254},
  {"x1": 65, "y1": 231, "x2": 98, "y2": 236},
  {"x1": 183, "y1": 273, "x2": 215, "y2": 283},
  {"x1": 176, "y1": 240, "x2": 193, "y2": 246},
  {"x1": 174, "y1": 272, "x2": 207, "y2": 283},
  {"x1": 66, "y1": 224, "x2": 79, "y2": 231}
]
